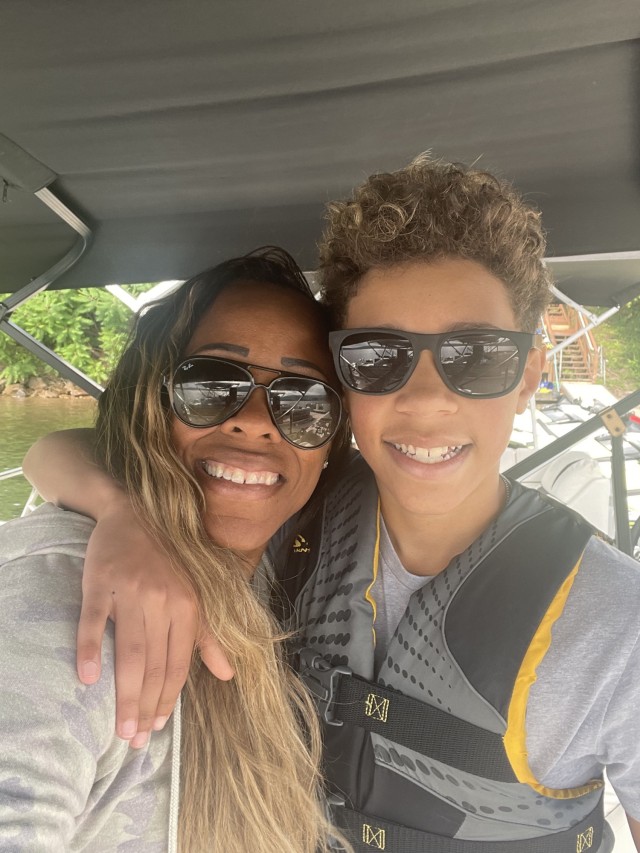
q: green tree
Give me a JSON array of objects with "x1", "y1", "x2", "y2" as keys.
[
  {"x1": 591, "y1": 296, "x2": 640, "y2": 396},
  {"x1": 0, "y1": 285, "x2": 154, "y2": 385}
]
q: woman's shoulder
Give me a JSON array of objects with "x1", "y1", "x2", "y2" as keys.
[{"x1": 0, "y1": 503, "x2": 95, "y2": 566}]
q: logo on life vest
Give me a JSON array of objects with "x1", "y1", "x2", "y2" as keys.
[
  {"x1": 293, "y1": 534, "x2": 311, "y2": 553},
  {"x1": 365, "y1": 693, "x2": 389, "y2": 723},
  {"x1": 362, "y1": 824, "x2": 385, "y2": 849},
  {"x1": 576, "y1": 826, "x2": 594, "y2": 852}
]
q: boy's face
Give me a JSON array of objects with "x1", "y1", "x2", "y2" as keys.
[{"x1": 342, "y1": 258, "x2": 544, "y2": 521}]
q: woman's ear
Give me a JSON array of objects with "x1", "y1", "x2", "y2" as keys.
[{"x1": 515, "y1": 347, "x2": 545, "y2": 414}]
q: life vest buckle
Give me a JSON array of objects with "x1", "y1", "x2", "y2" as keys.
[{"x1": 298, "y1": 648, "x2": 352, "y2": 726}]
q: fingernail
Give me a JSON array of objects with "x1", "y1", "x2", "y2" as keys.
[
  {"x1": 80, "y1": 661, "x2": 99, "y2": 682},
  {"x1": 152, "y1": 715, "x2": 169, "y2": 731},
  {"x1": 120, "y1": 719, "x2": 137, "y2": 739},
  {"x1": 130, "y1": 731, "x2": 149, "y2": 749}
]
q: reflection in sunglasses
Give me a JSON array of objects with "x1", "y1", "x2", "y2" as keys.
[
  {"x1": 167, "y1": 356, "x2": 341, "y2": 448},
  {"x1": 331, "y1": 328, "x2": 532, "y2": 399}
]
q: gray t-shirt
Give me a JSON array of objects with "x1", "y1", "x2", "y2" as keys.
[
  {"x1": 0, "y1": 505, "x2": 174, "y2": 852},
  {"x1": 372, "y1": 517, "x2": 640, "y2": 819}
]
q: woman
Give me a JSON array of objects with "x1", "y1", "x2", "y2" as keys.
[{"x1": 2, "y1": 247, "x2": 349, "y2": 852}]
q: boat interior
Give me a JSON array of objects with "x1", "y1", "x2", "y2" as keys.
[{"x1": 1, "y1": 3, "x2": 639, "y2": 845}]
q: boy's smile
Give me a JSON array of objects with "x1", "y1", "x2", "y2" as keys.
[{"x1": 343, "y1": 258, "x2": 544, "y2": 552}]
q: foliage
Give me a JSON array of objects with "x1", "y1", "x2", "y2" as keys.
[
  {"x1": 0, "y1": 285, "x2": 154, "y2": 385},
  {"x1": 2, "y1": 286, "x2": 639, "y2": 396},
  {"x1": 591, "y1": 296, "x2": 640, "y2": 397}
]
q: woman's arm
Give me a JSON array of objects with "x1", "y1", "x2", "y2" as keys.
[{"x1": 22, "y1": 429, "x2": 231, "y2": 746}]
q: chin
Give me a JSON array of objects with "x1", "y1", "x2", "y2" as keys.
[{"x1": 205, "y1": 517, "x2": 270, "y2": 559}]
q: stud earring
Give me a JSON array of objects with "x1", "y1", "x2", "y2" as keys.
[{"x1": 322, "y1": 460, "x2": 329, "y2": 470}]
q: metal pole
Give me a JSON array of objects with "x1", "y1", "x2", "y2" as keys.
[
  {"x1": 528, "y1": 396, "x2": 539, "y2": 449},
  {"x1": 598, "y1": 403, "x2": 634, "y2": 556},
  {"x1": 0, "y1": 321, "x2": 102, "y2": 398},
  {"x1": 610, "y1": 434, "x2": 632, "y2": 554}
]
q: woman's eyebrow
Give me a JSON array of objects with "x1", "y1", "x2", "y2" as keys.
[
  {"x1": 281, "y1": 356, "x2": 325, "y2": 373},
  {"x1": 192, "y1": 342, "x2": 249, "y2": 356},
  {"x1": 189, "y1": 344, "x2": 324, "y2": 374}
]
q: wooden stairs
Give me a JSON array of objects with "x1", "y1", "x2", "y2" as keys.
[{"x1": 543, "y1": 304, "x2": 601, "y2": 384}]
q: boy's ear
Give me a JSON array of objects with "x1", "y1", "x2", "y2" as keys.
[{"x1": 515, "y1": 347, "x2": 545, "y2": 414}]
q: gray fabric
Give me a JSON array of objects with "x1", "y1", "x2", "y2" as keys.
[
  {"x1": 0, "y1": 504, "x2": 173, "y2": 852},
  {"x1": 373, "y1": 525, "x2": 640, "y2": 821},
  {"x1": 373, "y1": 516, "x2": 425, "y2": 671}
]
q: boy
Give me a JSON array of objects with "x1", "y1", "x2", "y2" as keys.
[{"x1": 285, "y1": 156, "x2": 640, "y2": 851}]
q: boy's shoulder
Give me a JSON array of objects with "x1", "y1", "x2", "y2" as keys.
[{"x1": 578, "y1": 533, "x2": 640, "y2": 597}]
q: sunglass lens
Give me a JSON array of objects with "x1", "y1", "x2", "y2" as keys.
[
  {"x1": 171, "y1": 360, "x2": 250, "y2": 426},
  {"x1": 338, "y1": 333, "x2": 413, "y2": 393},
  {"x1": 270, "y1": 378, "x2": 341, "y2": 447},
  {"x1": 441, "y1": 333, "x2": 522, "y2": 396}
]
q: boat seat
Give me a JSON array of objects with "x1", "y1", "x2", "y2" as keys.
[{"x1": 539, "y1": 451, "x2": 614, "y2": 538}]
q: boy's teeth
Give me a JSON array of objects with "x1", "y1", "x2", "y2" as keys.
[
  {"x1": 393, "y1": 442, "x2": 463, "y2": 464},
  {"x1": 203, "y1": 461, "x2": 280, "y2": 485}
]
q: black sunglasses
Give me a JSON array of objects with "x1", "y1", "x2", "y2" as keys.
[
  {"x1": 328, "y1": 328, "x2": 535, "y2": 399},
  {"x1": 164, "y1": 357, "x2": 342, "y2": 449}
]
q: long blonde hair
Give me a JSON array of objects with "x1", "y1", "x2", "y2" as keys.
[{"x1": 96, "y1": 248, "x2": 351, "y2": 852}]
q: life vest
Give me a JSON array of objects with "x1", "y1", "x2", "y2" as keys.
[{"x1": 282, "y1": 454, "x2": 608, "y2": 853}]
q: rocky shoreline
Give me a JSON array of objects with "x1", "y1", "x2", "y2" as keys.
[{"x1": 0, "y1": 376, "x2": 89, "y2": 399}]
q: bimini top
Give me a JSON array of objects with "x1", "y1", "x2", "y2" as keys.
[{"x1": 1, "y1": 0, "x2": 639, "y2": 307}]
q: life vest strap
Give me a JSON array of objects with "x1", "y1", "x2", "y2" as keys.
[
  {"x1": 298, "y1": 649, "x2": 515, "y2": 781},
  {"x1": 330, "y1": 794, "x2": 604, "y2": 852}
]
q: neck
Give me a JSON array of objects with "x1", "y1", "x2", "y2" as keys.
[
  {"x1": 237, "y1": 547, "x2": 264, "y2": 578},
  {"x1": 379, "y1": 476, "x2": 507, "y2": 577}
]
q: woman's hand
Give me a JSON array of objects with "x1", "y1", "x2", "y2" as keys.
[{"x1": 78, "y1": 498, "x2": 234, "y2": 747}]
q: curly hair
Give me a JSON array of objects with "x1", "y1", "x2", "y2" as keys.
[{"x1": 319, "y1": 154, "x2": 552, "y2": 332}]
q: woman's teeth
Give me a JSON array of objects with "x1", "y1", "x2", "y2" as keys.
[
  {"x1": 202, "y1": 461, "x2": 280, "y2": 485},
  {"x1": 393, "y1": 443, "x2": 463, "y2": 464}
]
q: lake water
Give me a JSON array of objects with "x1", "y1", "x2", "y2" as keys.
[{"x1": 0, "y1": 396, "x2": 97, "y2": 520}]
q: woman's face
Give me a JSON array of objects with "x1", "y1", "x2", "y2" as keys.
[{"x1": 171, "y1": 279, "x2": 335, "y2": 566}]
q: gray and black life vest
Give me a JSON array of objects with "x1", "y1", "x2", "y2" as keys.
[{"x1": 282, "y1": 454, "x2": 608, "y2": 853}]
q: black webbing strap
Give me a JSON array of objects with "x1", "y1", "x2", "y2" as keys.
[
  {"x1": 334, "y1": 673, "x2": 515, "y2": 780},
  {"x1": 298, "y1": 650, "x2": 515, "y2": 781},
  {"x1": 332, "y1": 796, "x2": 604, "y2": 853}
]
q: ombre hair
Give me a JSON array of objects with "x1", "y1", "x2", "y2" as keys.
[{"x1": 95, "y1": 247, "x2": 350, "y2": 853}]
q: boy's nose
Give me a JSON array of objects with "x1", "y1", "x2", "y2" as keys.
[{"x1": 393, "y1": 352, "x2": 459, "y2": 415}]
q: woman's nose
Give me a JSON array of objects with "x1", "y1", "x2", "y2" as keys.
[{"x1": 218, "y1": 386, "x2": 282, "y2": 442}]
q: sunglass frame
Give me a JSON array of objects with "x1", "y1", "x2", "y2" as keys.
[
  {"x1": 328, "y1": 327, "x2": 535, "y2": 399},
  {"x1": 164, "y1": 356, "x2": 342, "y2": 449}
]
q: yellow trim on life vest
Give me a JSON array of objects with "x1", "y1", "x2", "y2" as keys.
[
  {"x1": 503, "y1": 551, "x2": 603, "y2": 799},
  {"x1": 364, "y1": 498, "x2": 382, "y2": 647}
]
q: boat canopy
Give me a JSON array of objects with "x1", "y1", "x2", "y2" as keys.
[{"x1": 1, "y1": 0, "x2": 639, "y2": 307}]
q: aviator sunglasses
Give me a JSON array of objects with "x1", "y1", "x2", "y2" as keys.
[
  {"x1": 164, "y1": 356, "x2": 342, "y2": 449},
  {"x1": 328, "y1": 328, "x2": 535, "y2": 399}
]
